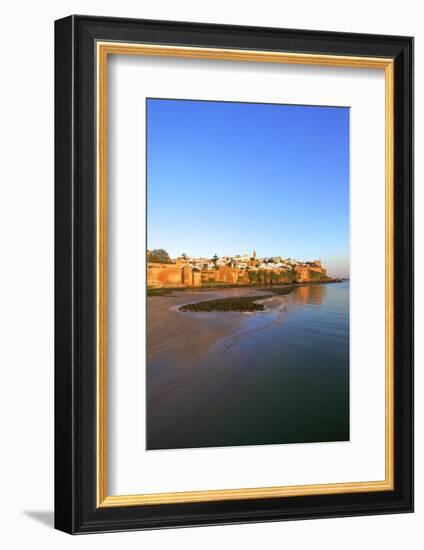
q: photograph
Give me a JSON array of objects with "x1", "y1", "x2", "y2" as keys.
[{"x1": 146, "y1": 98, "x2": 350, "y2": 451}]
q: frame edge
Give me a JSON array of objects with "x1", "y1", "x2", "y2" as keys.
[{"x1": 54, "y1": 15, "x2": 77, "y2": 535}]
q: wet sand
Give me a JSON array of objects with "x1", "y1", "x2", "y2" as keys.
[
  {"x1": 147, "y1": 287, "x2": 273, "y2": 366},
  {"x1": 147, "y1": 287, "x2": 274, "y2": 442}
]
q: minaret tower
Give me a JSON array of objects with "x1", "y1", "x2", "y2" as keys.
[{"x1": 252, "y1": 249, "x2": 256, "y2": 259}]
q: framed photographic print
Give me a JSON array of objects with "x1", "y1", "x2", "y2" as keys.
[{"x1": 54, "y1": 15, "x2": 413, "y2": 533}]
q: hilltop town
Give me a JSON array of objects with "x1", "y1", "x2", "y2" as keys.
[{"x1": 147, "y1": 249, "x2": 337, "y2": 289}]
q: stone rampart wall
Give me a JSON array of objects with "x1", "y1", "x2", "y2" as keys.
[{"x1": 148, "y1": 262, "x2": 328, "y2": 288}]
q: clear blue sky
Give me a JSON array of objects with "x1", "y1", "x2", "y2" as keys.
[{"x1": 147, "y1": 98, "x2": 349, "y2": 277}]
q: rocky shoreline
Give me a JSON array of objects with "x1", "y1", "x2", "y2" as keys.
[{"x1": 148, "y1": 278, "x2": 343, "y2": 298}]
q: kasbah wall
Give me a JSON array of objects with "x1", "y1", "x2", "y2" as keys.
[
  {"x1": 147, "y1": 263, "x2": 202, "y2": 288},
  {"x1": 147, "y1": 261, "x2": 327, "y2": 288}
]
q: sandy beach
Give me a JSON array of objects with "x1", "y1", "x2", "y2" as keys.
[
  {"x1": 147, "y1": 287, "x2": 274, "y2": 442},
  {"x1": 147, "y1": 287, "x2": 273, "y2": 366}
]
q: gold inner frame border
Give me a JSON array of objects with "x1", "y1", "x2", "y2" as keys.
[{"x1": 96, "y1": 42, "x2": 394, "y2": 508}]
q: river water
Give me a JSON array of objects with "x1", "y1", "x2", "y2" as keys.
[{"x1": 147, "y1": 282, "x2": 349, "y2": 450}]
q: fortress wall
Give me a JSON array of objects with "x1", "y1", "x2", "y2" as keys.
[
  {"x1": 294, "y1": 265, "x2": 327, "y2": 282},
  {"x1": 214, "y1": 267, "x2": 239, "y2": 284},
  {"x1": 201, "y1": 270, "x2": 216, "y2": 283},
  {"x1": 237, "y1": 270, "x2": 250, "y2": 284},
  {"x1": 147, "y1": 262, "x2": 204, "y2": 288},
  {"x1": 294, "y1": 266, "x2": 311, "y2": 282},
  {"x1": 147, "y1": 263, "x2": 184, "y2": 288},
  {"x1": 182, "y1": 265, "x2": 192, "y2": 286},
  {"x1": 311, "y1": 266, "x2": 327, "y2": 277},
  {"x1": 148, "y1": 262, "x2": 329, "y2": 288},
  {"x1": 192, "y1": 271, "x2": 202, "y2": 287}
]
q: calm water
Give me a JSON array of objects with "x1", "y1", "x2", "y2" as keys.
[{"x1": 147, "y1": 282, "x2": 349, "y2": 450}]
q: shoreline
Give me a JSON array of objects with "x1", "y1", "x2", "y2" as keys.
[{"x1": 147, "y1": 278, "x2": 343, "y2": 297}]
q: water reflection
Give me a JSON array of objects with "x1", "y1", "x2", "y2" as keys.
[
  {"x1": 256, "y1": 284, "x2": 326, "y2": 315},
  {"x1": 293, "y1": 283, "x2": 326, "y2": 305}
]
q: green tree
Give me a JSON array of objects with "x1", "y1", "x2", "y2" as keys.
[{"x1": 148, "y1": 249, "x2": 172, "y2": 264}]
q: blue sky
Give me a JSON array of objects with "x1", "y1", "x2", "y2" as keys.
[{"x1": 147, "y1": 99, "x2": 349, "y2": 277}]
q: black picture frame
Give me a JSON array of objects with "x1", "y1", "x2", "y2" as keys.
[{"x1": 55, "y1": 14, "x2": 413, "y2": 534}]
